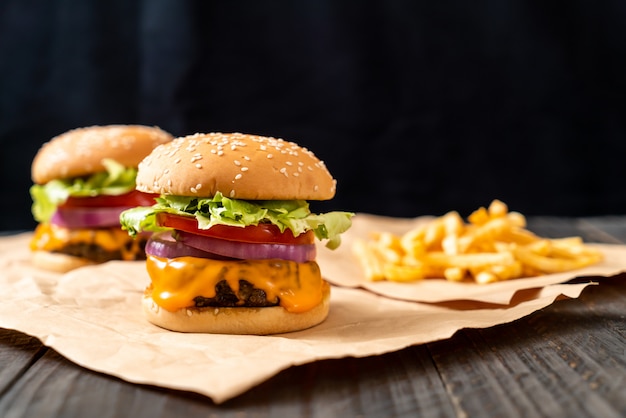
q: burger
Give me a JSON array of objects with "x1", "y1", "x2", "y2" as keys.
[
  {"x1": 29, "y1": 124, "x2": 174, "y2": 272},
  {"x1": 120, "y1": 132, "x2": 353, "y2": 335}
]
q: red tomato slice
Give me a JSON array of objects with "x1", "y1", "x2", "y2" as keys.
[
  {"x1": 156, "y1": 212, "x2": 314, "y2": 245},
  {"x1": 61, "y1": 190, "x2": 160, "y2": 208}
]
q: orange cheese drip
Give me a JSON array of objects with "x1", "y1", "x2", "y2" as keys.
[
  {"x1": 30, "y1": 223, "x2": 143, "y2": 260},
  {"x1": 146, "y1": 255, "x2": 324, "y2": 314}
]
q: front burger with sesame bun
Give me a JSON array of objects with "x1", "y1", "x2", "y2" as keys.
[
  {"x1": 120, "y1": 132, "x2": 353, "y2": 335},
  {"x1": 29, "y1": 125, "x2": 174, "y2": 272}
]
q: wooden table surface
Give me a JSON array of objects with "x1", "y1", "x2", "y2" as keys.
[{"x1": 1, "y1": 216, "x2": 626, "y2": 418}]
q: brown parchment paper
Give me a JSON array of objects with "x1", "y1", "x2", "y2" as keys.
[
  {"x1": 0, "y1": 232, "x2": 607, "y2": 403},
  {"x1": 317, "y1": 213, "x2": 626, "y2": 304}
]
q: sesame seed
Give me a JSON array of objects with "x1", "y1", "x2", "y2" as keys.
[
  {"x1": 243, "y1": 155, "x2": 251, "y2": 161},
  {"x1": 267, "y1": 154, "x2": 273, "y2": 159},
  {"x1": 174, "y1": 158, "x2": 181, "y2": 164},
  {"x1": 211, "y1": 149, "x2": 217, "y2": 154},
  {"x1": 229, "y1": 190, "x2": 236, "y2": 197},
  {"x1": 190, "y1": 187, "x2": 197, "y2": 193},
  {"x1": 241, "y1": 167, "x2": 248, "y2": 172},
  {"x1": 293, "y1": 172, "x2": 299, "y2": 177},
  {"x1": 314, "y1": 185, "x2": 319, "y2": 191},
  {"x1": 218, "y1": 151, "x2": 224, "y2": 156},
  {"x1": 279, "y1": 168, "x2": 288, "y2": 177},
  {"x1": 286, "y1": 161, "x2": 293, "y2": 166},
  {"x1": 235, "y1": 174, "x2": 242, "y2": 180},
  {"x1": 234, "y1": 160, "x2": 241, "y2": 166},
  {"x1": 195, "y1": 183, "x2": 202, "y2": 190},
  {"x1": 195, "y1": 163, "x2": 202, "y2": 169},
  {"x1": 186, "y1": 309, "x2": 193, "y2": 317}
]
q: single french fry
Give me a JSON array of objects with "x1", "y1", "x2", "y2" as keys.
[
  {"x1": 525, "y1": 239, "x2": 552, "y2": 256},
  {"x1": 440, "y1": 211, "x2": 464, "y2": 255},
  {"x1": 443, "y1": 266, "x2": 466, "y2": 281},
  {"x1": 442, "y1": 211, "x2": 465, "y2": 236},
  {"x1": 384, "y1": 264, "x2": 425, "y2": 282},
  {"x1": 475, "y1": 270, "x2": 499, "y2": 284},
  {"x1": 506, "y1": 211, "x2": 527, "y2": 228},
  {"x1": 423, "y1": 251, "x2": 515, "y2": 269},
  {"x1": 468, "y1": 206, "x2": 490, "y2": 225},
  {"x1": 488, "y1": 199, "x2": 508, "y2": 218},
  {"x1": 442, "y1": 235, "x2": 460, "y2": 255},
  {"x1": 547, "y1": 237, "x2": 602, "y2": 259},
  {"x1": 551, "y1": 237, "x2": 584, "y2": 245},
  {"x1": 513, "y1": 246, "x2": 603, "y2": 274},
  {"x1": 494, "y1": 261, "x2": 523, "y2": 280}
]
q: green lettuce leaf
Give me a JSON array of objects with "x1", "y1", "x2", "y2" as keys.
[
  {"x1": 30, "y1": 159, "x2": 138, "y2": 223},
  {"x1": 120, "y1": 192, "x2": 354, "y2": 249}
]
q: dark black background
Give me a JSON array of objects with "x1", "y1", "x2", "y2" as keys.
[{"x1": 1, "y1": 1, "x2": 625, "y2": 231}]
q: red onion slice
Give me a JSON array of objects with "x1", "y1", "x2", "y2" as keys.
[
  {"x1": 51, "y1": 206, "x2": 134, "y2": 228},
  {"x1": 175, "y1": 230, "x2": 316, "y2": 262},
  {"x1": 145, "y1": 231, "x2": 232, "y2": 260}
]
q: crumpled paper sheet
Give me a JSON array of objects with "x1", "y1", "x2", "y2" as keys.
[
  {"x1": 0, "y1": 232, "x2": 612, "y2": 403},
  {"x1": 317, "y1": 213, "x2": 626, "y2": 304}
]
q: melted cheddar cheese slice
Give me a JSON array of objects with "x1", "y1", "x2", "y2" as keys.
[
  {"x1": 146, "y1": 255, "x2": 324, "y2": 313},
  {"x1": 30, "y1": 223, "x2": 143, "y2": 261}
]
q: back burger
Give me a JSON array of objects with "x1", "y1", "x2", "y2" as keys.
[{"x1": 29, "y1": 125, "x2": 174, "y2": 272}]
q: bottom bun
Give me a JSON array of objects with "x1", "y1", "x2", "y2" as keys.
[
  {"x1": 143, "y1": 281, "x2": 331, "y2": 335},
  {"x1": 31, "y1": 250, "x2": 96, "y2": 273}
]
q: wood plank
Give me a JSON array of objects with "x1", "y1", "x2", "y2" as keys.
[
  {"x1": 0, "y1": 329, "x2": 45, "y2": 395},
  {"x1": 245, "y1": 351, "x2": 459, "y2": 418},
  {"x1": 429, "y1": 275, "x2": 626, "y2": 418},
  {"x1": 0, "y1": 341, "x2": 459, "y2": 417},
  {"x1": 582, "y1": 216, "x2": 626, "y2": 244}
]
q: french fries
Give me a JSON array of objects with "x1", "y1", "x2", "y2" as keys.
[{"x1": 352, "y1": 200, "x2": 603, "y2": 284}]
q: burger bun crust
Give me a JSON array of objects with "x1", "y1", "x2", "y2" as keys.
[
  {"x1": 142, "y1": 281, "x2": 331, "y2": 335},
  {"x1": 31, "y1": 250, "x2": 96, "y2": 273},
  {"x1": 32, "y1": 125, "x2": 173, "y2": 184},
  {"x1": 136, "y1": 132, "x2": 337, "y2": 201}
]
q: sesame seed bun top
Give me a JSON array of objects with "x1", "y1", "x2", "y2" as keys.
[
  {"x1": 135, "y1": 132, "x2": 337, "y2": 200},
  {"x1": 31, "y1": 125, "x2": 174, "y2": 184}
]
